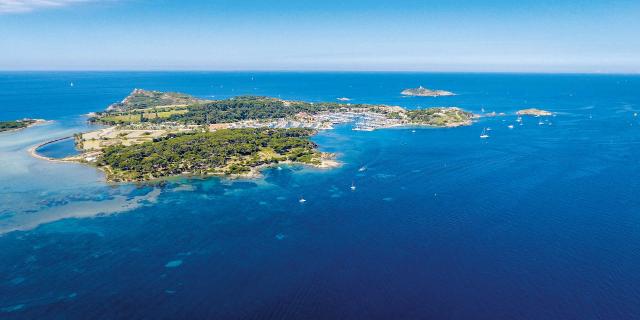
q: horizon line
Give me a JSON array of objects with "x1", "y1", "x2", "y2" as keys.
[{"x1": 0, "y1": 69, "x2": 639, "y2": 76}]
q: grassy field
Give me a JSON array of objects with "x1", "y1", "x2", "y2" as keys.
[{"x1": 99, "y1": 108, "x2": 189, "y2": 124}]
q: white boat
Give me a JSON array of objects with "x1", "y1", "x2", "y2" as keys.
[
  {"x1": 480, "y1": 128, "x2": 489, "y2": 139},
  {"x1": 70, "y1": 82, "x2": 74, "y2": 87},
  {"x1": 299, "y1": 197, "x2": 306, "y2": 203},
  {"x1": 411, "y1": 129, "x2": 416, "y2": 133},
  {"x1": 516, "y1": 116, "x2": 522, "y2": 123},
  {"x1": 358, "y1": 166, "x2": 367, "y2": 172},
  {"x1": 350, "y1": 182, "x2": 356, "y2": 191},
  {"x1": 507, "y1": 124, "x2": 514, "y2": 129},
  {"x1": 538, "y1": 120, "x2": 544, "y2": 125}
]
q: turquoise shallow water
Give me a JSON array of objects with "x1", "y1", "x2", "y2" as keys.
[{"x1": 1, "y1": 72, "x2": 640, "y2": 319}]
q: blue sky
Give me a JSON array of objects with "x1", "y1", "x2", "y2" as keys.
[{"x1": 0, "y1": 0, "x2": 638, "y2": 72}]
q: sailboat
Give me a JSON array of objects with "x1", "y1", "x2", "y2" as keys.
[
  {"x1": 350, "y1": 181, "x2": 356, "y2": 191},
  {"x1": 516, "y1": 116, "x2": 522, "y2": 123},
  {"x1": 480, "y1": 128, "x2": 489, "y2": 139}
]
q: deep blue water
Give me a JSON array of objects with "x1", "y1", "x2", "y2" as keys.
[{"x1": 1, "y1": 72, "x2": 640, "y2": 319}]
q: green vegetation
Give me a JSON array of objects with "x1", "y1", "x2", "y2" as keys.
[
  {"x1": 107, "y1": 89, "x2": 206, "y2": 112},
  {"x1": 97, "y1": 128, "x2": 321, "y2": 181},
  {"x1": 401, "y1": 86, "x2": 455, "y2": 97},
  {"x1": 0, "y1": 119, "x2": 37, "y2": 132},
  {"x1": 41, "y1": 89, "x2": 477, "y2": 183},
  {"x1": 94, "y1": 95, "x2": 366, "y2": 125},
  {"x1": 92, "y1": 90, "x2": 476, "y2": 129},
  {"x1": 166, "y1": 96, "x2": 350, "y2": 124},
  {"x1": 406, "y1": 108, "x2": 473, "y2": 126},
  {"x1": 516, "y1": 108, "x2": 553, "y2": 116},
  {"x1": 97, "y1": 107, "x2": 189, "y2": 124}
]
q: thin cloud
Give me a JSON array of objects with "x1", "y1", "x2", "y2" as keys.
[{"x1": 0, "y1": 0, "x2": 93, "y2": 14}]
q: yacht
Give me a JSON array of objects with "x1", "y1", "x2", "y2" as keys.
[
  {"x1": 299, "y1": 197, "x2": 306, "y2": 203},
  {"x1": 480, "y1": 128, "x2": 489, "y2": 139},
  {"x1": 350, "y1": 182, "x2": 356, "y2": 191}
]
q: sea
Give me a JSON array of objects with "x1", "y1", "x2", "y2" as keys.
[{"x1": 1, "y1": 72, "x2": 640, "y2": 319}]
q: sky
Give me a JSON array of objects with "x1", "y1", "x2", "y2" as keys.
[{"x1": 0, "y1": 0, "x2": 639, "y2": 72}]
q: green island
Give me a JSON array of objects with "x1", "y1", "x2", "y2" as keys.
[
  {"x1": 516, "y1": 108, "x2": 554, "y2": 116},
  {"x1": 401, "y1": 86, "x2": 455, "y2": 97},
  {"x1": 405, "y1": 108, "x2": 473, "y2": 126},
  {"x1": 35, "y1": 89, "x2": 475, "y2": 182},
  {"x1": 0, "y1": 119, "x2": 42, "y2": 132}
]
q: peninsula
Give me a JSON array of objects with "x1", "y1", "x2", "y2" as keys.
[
  {"x1": 0, "y1": 119, "x2": 45, "y2": 132},
  {"x1": 401, "y1": 86, "x2": 455, "y2": 97},
  {"x1": 38, "y1": 89, "x2": 475, "y2": 182}
]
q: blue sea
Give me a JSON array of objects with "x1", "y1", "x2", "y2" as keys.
[{"x1": 1, "y1": 72, "x2": 640, "y2": 319}]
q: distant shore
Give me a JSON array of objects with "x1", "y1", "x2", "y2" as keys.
[{"x1": 0, "y1": 119, "x2": 48, "y2": 133}]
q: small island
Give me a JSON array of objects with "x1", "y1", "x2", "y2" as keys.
[
  {"x1": 34, "y1": 89, "x2": 475, "y2": 182},
  {"x1": 0, "y1": 119, "x2": 45, "y2": 133},
  {"x1": 401, "y1": 86, "x2": 455, "y2": 97},
  {"x1": 405, "y1": 108, "x2": 473, "y2": 127},
  {"x1": 516, "y1": 108, "x2": 554, "y2": 116}
]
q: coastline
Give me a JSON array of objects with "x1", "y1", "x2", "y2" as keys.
[
  {"x1": 27, "y1": 136, "x2": 77, "y2": 163},
  {"x1": 0, "y1": 119, "x2": 49, "y2": 134},
  {"x1": 28, "y1": 135, "x2": 342, "y2": 183},
  {"x1": 23, "y1": 90, "x2": 475, "y2": 184}
]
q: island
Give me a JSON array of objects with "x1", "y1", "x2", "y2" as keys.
[
  {"x1": 34, "y1": 89, "x2": 476, "y2": 182},
  {"x1": 516, "y1": 108, "x2": 554, "y2": 116},
  {"x1": 401, "y1": 86, "x2": 455, "y2": 97},
  {"x1": 0, "y1": 119, "x2": 45, "y2": 132}
]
